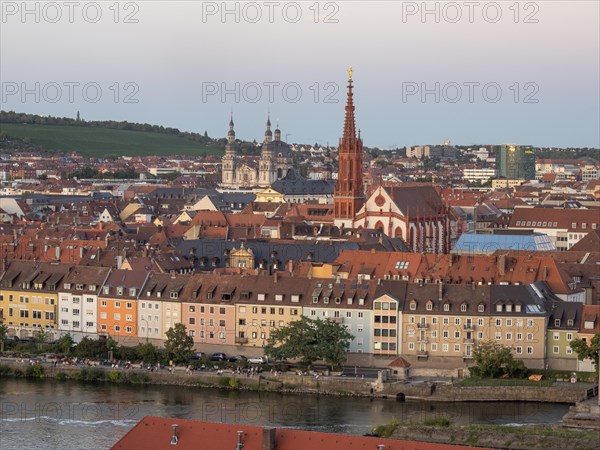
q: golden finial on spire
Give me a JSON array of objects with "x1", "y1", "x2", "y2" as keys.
[{"x1": 348, "y1": 67, "x2": 353, "y2": 80}]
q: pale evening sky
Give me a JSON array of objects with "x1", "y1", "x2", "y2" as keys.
[{"x1": 1, "y1": 1, "x2": 598, "y2": 148}]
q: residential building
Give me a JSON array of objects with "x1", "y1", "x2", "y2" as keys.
[
  {"x1": 57, "y1": 266, "x2": 111, "y2": 341},
  {"x1": 0, "y1": 261, "x2": 71, "y2": 340},
  {"x1": 98, "y1": 269, "x2": 149, "y2": 342}
]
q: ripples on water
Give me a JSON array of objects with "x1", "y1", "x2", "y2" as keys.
[{"x1": 0, "y1": 378, "x2": 570, "y2": 449}]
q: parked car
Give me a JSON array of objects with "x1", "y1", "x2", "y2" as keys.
[
  {"x1": 209, "y1": 352, "x2": 227, "y2": 361},
  {"x1": 228, "y1": 355, "x2": 247, "y2": 363},
  {"x1": 190, "y1": 352, "x2": 206, "y2": 360},
  {"x1": 247, "y1": 356, "x2": 268, "y2": 364}
]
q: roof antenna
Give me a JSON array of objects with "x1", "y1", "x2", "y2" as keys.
[
  {"x1": 235, "y1": 431, "x2": 244, "y2": 450},
  {"x1": 170, "y1": 424, "x2": 178, "y2": 445}
]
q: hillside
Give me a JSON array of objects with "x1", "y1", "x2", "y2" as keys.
[{"x1": 0, "y1": 123, "x2": 224, "y2": 157}]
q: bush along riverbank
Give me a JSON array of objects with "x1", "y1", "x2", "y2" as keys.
[
  {"x1": 369, "y1": 415, "x2": 600, "y2": 450},
  {"x1": 0, "y1": 364, "x2": 151, "y2": 385}
]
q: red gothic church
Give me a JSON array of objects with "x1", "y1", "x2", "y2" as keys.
[{"x1": 333, "y1": 70, "x2": 451, "y2": 253}]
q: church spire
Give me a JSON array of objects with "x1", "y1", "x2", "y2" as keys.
[
  {"x1": 334, "y1": 67, "x2": 365, "y2": 224},
  {"x1": 264, "y1": 114, "x2": 272, "y2": 144},
  {"x1": 227, "y1": 113, "x2": 235, "y2": 144},
  {"x1": 342, "y1": 67, "x2": 357, "y2": 149}
]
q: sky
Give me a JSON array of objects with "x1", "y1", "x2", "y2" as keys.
[{"x1": 1, "y1": 1, "x2": 599, "y2": 148}]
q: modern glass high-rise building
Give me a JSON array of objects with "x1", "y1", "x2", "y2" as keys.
[{"x1": 494, "y1": 144, "x2": 535, "y2": 180}]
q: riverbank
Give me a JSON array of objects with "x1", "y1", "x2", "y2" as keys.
[
  {"x1": 387, "y1": 423, "x2": 600, "y2": 450},
  {"x1": 1, "y1": 361, "x2": 596, "y2": 405}
]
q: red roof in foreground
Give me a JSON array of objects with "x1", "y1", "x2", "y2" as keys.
[{"x1": 112, "y1": 417, "x2": 489, "y2": 450}]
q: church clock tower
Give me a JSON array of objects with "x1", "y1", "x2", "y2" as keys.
[{"x1": 334, "y1": 68, "x2": 364, "y2": 228}]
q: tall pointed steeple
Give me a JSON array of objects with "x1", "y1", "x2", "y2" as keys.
[{"x1": 334, "y1": 68, "x2": 365, "y2": 226}]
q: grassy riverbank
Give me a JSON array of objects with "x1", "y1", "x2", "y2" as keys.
[
  {"x1": 393, "y1": 423, "x2": 599, "y2": 450},
  {"x1": 370, "y1": 416, "x2": 600, "y2": 450}
]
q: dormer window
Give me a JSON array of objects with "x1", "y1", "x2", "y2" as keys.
[
  {"x1": 478, "y1": 304, "x2": 484, "y2": 313},
  {"x1": 555, "y1": 319, "x2": 560, "y2": 327},
  {"x1": 506, "y1": 304, "x2": 512, "y2": 312},
  {"x1": 335, "y1": 298, "x2": 341, "y2": 304},
  {"x1": 275, "y1": 294, "x2": 283, "y2": 302},
  {"x1": 76, "y1": 284, "x2": 84, "y2": 291},
  {"x1": 358, "y1": 298, "x2": 364, "y2": 306},
  {"x1": 443, "y1": 303, "x2": 450, "y2": 312},
  {"x1": 323, "y1": 297, "x2": 329, "y2": 304},
  {"x1": 103, "y1": 286, "x2": 110, "y2": 295},
  {"x1": 496, "y1": 304, "x2": 502, "y2": 312},
  {"x1": 426, "y1": 301, "x2": 433, "y2": 311},
  {"x1": 567, "y1": 319, "x2": 573, "y2": 326},
  {"x1": 170, "y1": 292, "x2": 178, "y2": 299},
  {"x1": 157, "y1": 291, "x2": 161, "y2": 298},
  {"x1": 410, "y1": 301, "x2": 417, "y2": 311},
  {"x1": 147, "y1": 291, "x2": 152, "y2": 297},
  {"x1": 129, "y1": 288, "x2": 136, "y2": 297},
  {"x1": 89, "y1": 285, "x2": 96, "y2": 291},
  {"x1": 312, "y1": 297, "x2": 319, "y2": 303},
  {"x1": 257, "y1": 293, "x2": 266, "y2": 301},
  {"x1": 116, "y1": 287, "x2": 123, "y2": 296},
  {"x1": 460, "y1": 303, "x2": 467, "y2": 312},
  {"x1": 64, "y1": 283, "x2": 71, "y2": 290}
]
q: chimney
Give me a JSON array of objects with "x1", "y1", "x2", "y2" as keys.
[
  {"x1": 170, "y1": 424, "x2": 178, "y2": 445},
  {"x1": 116, "y1": 255, "x2": 123, "y2": 269},
  {"x1": 262, "y1": 427, "x2": 276, "y2": 450},
  {"x1": 497, "y1": 254, "x2": 506, "y2": 276},
  {"x1": 438, "y1": 282, "x2": 443, "y2": 301},
  {"x1": 236, "y1": 431, "x2": 244, "y2": 450},
  {"x1": 287, "y1": 259, "x2": 293, "y2": 274},
  {"x1": 55, "y1": 246, "x2": 61, "y2": 260},
  {"x1": 273, "y1": 271, "x2": 278, "y2": 284}
]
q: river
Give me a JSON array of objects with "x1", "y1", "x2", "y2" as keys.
[{"x1": 0, "y1": 378, "x2": 570, "y2": 449}]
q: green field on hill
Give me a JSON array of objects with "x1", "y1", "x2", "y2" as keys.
[{"x1": 0, "y1": 123, "x2": 224, "y2": 157}]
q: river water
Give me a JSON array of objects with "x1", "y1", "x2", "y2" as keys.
[{"x1": 0, "y1": 378, "x2": 570, "y2": 449}]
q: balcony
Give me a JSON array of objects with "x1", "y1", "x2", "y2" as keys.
[
  {"x1": 463, "y1": 353, "x2": 474, "y2": 359},
  {"x1": 463, "y1": 338, "x2": 474, "y2": 344},
  {"x1": 417, "y1": 323, "x2": 429, "y2": 330},
  {"x1": 328, "y1": 316, "x2": 344, "y2": 324},
  {"x1": 416, "y1": 351, "x2": 429, "y2": 358},
  {"x1": 416, "y1": 337, "x2": 429, "y2": 344},
  {"x1": 235, "y1": 337, "x2": 248, "y2": 344},
  {"x1": 463, "y1": 323, "x2": 476, "y2": 331}
]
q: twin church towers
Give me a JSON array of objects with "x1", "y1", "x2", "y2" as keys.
[{"x1": 220, "y1": 69, "x2": 365, "y2": 225}]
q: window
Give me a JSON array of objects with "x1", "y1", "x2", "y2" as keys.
[
  {"x1": 408, "y1": 342, "x2": 414, "y2": 350},
  {"x1": 506, "y1": 319, "x2": 512, "y2": 326},
  {"x1": 454, "y1": 318, "x2": 460, "y2": 325},
  {"x1": 126, "y1": 302, "x2": 132, "y2": 309},
  {"x1": 553, "y1": 333, "x2": 559, "y2": 340},
  {"x1": 115, "y1": 302, "x2": 121, "y2": 308},
  {"x1": 454, "y1": 344, "x2": 460, "y2": 352},
  {"x1": 555, "y1": 319, "x2": 560, "y2": 327},
  {"x1": 426, "y1": 302, "x2": 432, "y2": 311},
  {"x1": 553, "y1": 346, "x2": 559, "y2": 354},
  {"x1": 410, "y1": 301, "x2": 416, "y2": 311},
  {"x1": 567, "y1": 333, "x2": 573, "y2": 341},
  {"x1": 443, "y1": 303, "x2": 450, "y2": 312},
  {"x1": 442, "y1": 343, "x2": 449, "y2": 352},
  {"x1": 527, "y1": 346, "x2": 533, "y2": 354},
  {"x1": 506, "y1": 333, "x2": 512, "y2": 340},
  {"x1": 516, "y1": 346, "x2": 522, "y2": 354},
  {"x1": 478, "y1": 304, "x2": 485, "y2": 312},
  {"x1": 460, "y1": 304, "x2": 467, "y2": 312}
]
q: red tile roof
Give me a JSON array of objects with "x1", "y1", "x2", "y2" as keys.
[{"x1": 111, "y1": 417, "x2": 487, "y2": 450}]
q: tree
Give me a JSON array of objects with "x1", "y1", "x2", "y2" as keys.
[
  {"x1": 0, "y1": 324, "x2": 8, "y2": 353},
  {"x1": 164, "y1": 323, "x2": 194, "y2": 363},
  {"x1": 264, "y1": 317, "x2": 354, "y2": 370},
  {"x1": 570, "y1": 333, "x2": 600, "y2": 370},
  {"x1": 58, "y1": 334, "x2": 74, "y2": 355},
  {"x1": 136, "y1": 343, "x2": 160, "y2": 365},
  {"x1": 470, "y1": 340, "x2": 528, "y2": 378},
  {"x1": 33, "y1": 330, "x2": 49, "y2": 351}
]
